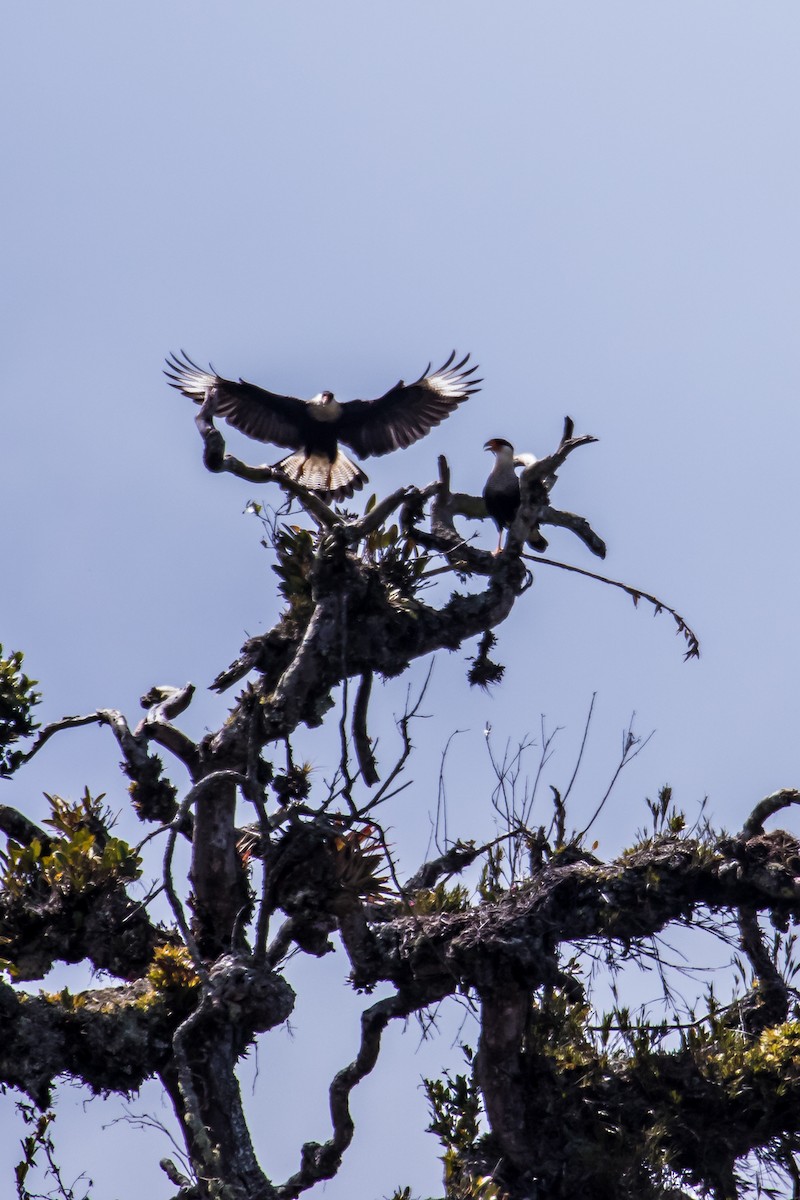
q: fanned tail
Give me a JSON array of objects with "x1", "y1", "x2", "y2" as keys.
[{"x1": 273, "y1": 451, "x2": 368, "y2": 501}]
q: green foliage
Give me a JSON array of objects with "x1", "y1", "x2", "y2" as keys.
[
  {"x1": 270, "y1": 513, "x2": 431, "y2": 637},
  {"x1": 39, "y1": 987, "x2": 86, "y2": 1011},
  {"x1": 425, "y1": 1060, "x2": 481, "y2": 1157},
  {"x1": 528, "y1": 988, "x2": 598, "y2": 1071},
  {"x1": 146, "y1": 944, "x2": 200, "y2": 993},
  {"x1": 15, "y1": 1102, "x2": 91, "y2": 1200},
  {"x1": 676, "y1": 1014, "x2": 800, "y2": 1097},
  {"x1": 0, "y1": 646, "x2": 41, "y2": 777},
  {"x1": 622, "y1": 785, "x2": 715, "y2": 861},
  {"x1": 477, "y1": 845, "x2": 505, "y2": 903},
  {"x1": 365, "y1": 521, "x2": 430, "y2": 612},
  {"x1": 15, "y1": 1105, "x2": 55, "y2": 1200},
  {"x1": 424, "y1": 1050, "x2": 505, "y2": 1199},
  {"x1": 0, "y1": 790, "x2": 141, "y2": 902},
  {"x1": 519, "y1": 982, "x2": 800, "y2": 1196},
  {"x1": 329, "y1": 824, "x2": 393, "y2": 902},
  {"x1": 272, "y1": 524, "x2": 315, "y2": 626},
  {"x1": 645, "y1": 785, "x2": 686, "y2": 835},
  {"x1": 410, "y1": 882, "x2": 471, "y2": 915}
]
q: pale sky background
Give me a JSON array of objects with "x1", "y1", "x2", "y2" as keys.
[{"x1": 3, "y1": 4, "x2": 800, "y2": 1197}]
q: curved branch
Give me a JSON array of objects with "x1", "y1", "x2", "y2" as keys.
[
  {"x1": 17, "y1": 711, "x2": 107, "y2": 764},
  {"x1": 740, "y1": 789, "x2": 800, "y2": 838},
  {"x1": 352, "y1": 672, "x2": 379, "y2": 786},
  {"x1": 135, "y1": 684, "x2": 202, "y2": 778},
  {"x1": 351, "y1": 487, "x2": 414, "y2": 540},
  {"x1": 276, "y1": 988, "x2": 442, "y2": 1199},
  {"x1": 194, "y1": 415, "x2": 338, "y2": 528},
  {"x1": 524, "y1": 553, "x2": 701, "y2": 661},
  {"x1": 0, "y1": 803, "x2": 47, "y2": 846},
  {"x1": 539, "y1": 507, "x2": 607, "y2": 558},
  {"x1": 211, "y1": 554, "x2": 527, "y2": 759},
  {"x1": 734, "y1": 905, "x2": 788, "y2": 1032}
]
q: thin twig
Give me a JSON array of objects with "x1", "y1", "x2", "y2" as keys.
[
  {"x1": 434, "y1": 729, "x2": 467, "y2": 855},
  {"x1": 577, "y1": 717, "x2": 654, "y2": 840},
  {"x1": 357, "y1": 663, "x2": 434, "y2": 818},
  {"x1": 522, "y1": 553, "x2": 701, "y2": 661},
  {"x1": 561, "y1": 693, "x2": 597, "y2": 808},
  {"x1": 276, "y1": 989, "x2": 435, "y2": 1200},
  {"x1": 17, "y1": 712, "x2": 108, "y2": 764}
]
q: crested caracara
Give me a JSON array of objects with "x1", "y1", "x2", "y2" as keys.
[
  {"x1": 165, "y1": 351, "x2": 480, "y2": 501},
  {"x1": 483, "y1": 438, "x2": 548, "y2": 554}
]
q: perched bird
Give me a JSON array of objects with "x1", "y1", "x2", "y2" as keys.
[
  {"x1": 165, "y1": 351, "x2": 481, "y2": 501},
  {"x1": 483, "y1": 438, "x2": 548, "y2": 554}
]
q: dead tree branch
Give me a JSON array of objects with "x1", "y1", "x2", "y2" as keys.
[{"x1": 276, "y1": 988, "x2": 442, "y2": 1200}]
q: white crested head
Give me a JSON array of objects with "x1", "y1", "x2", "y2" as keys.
[
  {"x1": 309, "y1": 391, "x2": 341, "y2": 421},
  {"x1": 484, "y1": 437, "x2": 515, "y2": 460}
]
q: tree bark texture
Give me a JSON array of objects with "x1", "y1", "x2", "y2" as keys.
[{"x1": 3, "y1": 441, "x2": 794, "y2": 1200}]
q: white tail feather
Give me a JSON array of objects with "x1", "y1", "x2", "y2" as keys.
[{"x1": 273, "y1": 451, "x2": 368, "y2": 501}]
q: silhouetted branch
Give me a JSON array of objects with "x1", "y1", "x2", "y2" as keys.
[
  {"x1": 734, "y1": 905, "x2": 788, "y2": 1032},
  {"x1": 17, "y1": 711, "x2": 108, "y2": 763},
  {"x1": 352, "y1": 672, "x2": 379, "y2": 787},
  {"x1": 504, "y1": 434, "x2": 598, "y2": 558},
  {"x1": 0, "y1": 803, "x2": 46, "y2": 846},
  {"x1": 194, "y1": 405, "x2": 338, "y2": 528},
  {"x1": 740, "y1": 789, "x2": 800, "y2": 838},
  {"x1": 277, "y1": 989, "x2": 439, "y2": 1200},
  {"x1": 358, "y1": 664, "x2": 434, "y2": 818},
  {"x1": 404, "y1": 841, "x2": 484, "y2": 892},
  {"x1": 540, "y1": 507, "x2": 607, "y2": 557},
  {"x1": 523, "y1": 553, "x2": 701, "y2": 661},
  {"x1": 577, "y1": 716, "x2": 654, "y2": 838},
  {"x1": 351, "y1": 487, "x2": 413, "y2": 539}
]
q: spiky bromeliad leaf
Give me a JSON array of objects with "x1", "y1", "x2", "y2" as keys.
[
  {"x1": 331, "y1": 824, "x2": 393, "y2": 901},
  {"x1": 272, "y1": 525, "x2": 315, "y2": 621},
  {"x1": 0, "y1": 645, "x2": 41, "y2": 776}
]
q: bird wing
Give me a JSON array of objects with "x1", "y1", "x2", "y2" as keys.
[
  {"x1": 335, "y1": 352, "x2": 481, "y2": 459},
  {"x1": 164, "y1": 351, "x2": 309, "y2": 450}
]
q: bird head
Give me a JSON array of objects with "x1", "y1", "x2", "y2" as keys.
[
  {"x1": 309, "y1": 390, "x2": 342, "y2": 421},
  {"x1": 484, "y1": 437, "x2": 515, "y2": 457}
]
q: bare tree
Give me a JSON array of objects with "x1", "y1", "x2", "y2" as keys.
[{"x1": 3, "y1": 413, "x2": 799, "y2": 1200}]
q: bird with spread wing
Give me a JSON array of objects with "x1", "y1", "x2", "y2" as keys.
[{"x1": 165, "y1": 351, "x2": 481, "y2": 501}]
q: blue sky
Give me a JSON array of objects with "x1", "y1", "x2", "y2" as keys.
[{"x1": 3, "y1": 3, "x2": 800, "y2": 1196}]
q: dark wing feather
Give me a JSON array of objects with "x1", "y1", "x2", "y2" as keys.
[
  {"x1": 164, "y1": 351, "x2": 309, "y2": 450},
  {"x1": 335, "y1": 352, "x2": 481, "y2": 459}
]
